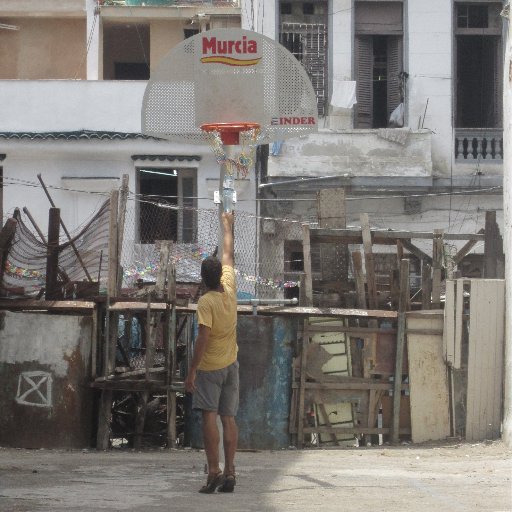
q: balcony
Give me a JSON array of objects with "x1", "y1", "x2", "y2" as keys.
[{"x1": 267, "y1": 128, "x2": 433, "y2": 178}]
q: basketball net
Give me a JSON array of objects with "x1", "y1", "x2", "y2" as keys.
[{"x1": 201, "y1": 124, "x2": 260, "y2": 179}]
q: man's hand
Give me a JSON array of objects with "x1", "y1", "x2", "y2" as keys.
[{"x1": 184, "y1": 369, "x2": 196, "y2": 394}]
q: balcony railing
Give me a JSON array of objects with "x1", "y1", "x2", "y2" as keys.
[
  {"x1": 454, "y1": 128, "x2": 503, "y2": 162},
  {"x1": 100, "y1": 0, "x2": 239, "y2": 6}
]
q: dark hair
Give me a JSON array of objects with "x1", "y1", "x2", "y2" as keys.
[{"x1": 201, "y1": 256, "x2": 222, "y2": 290}]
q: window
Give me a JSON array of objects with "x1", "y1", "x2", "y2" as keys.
[
  {"x1": 457, "y1": 5, "x2": 488, "y2": 28},
  {"x1": 281, "y1": 2, "x2": 292, "y2": 15},
  {"x1": 103, "y1": 23, "x2": 150, "y2": 80},
  {"x1": 455, "y1": 3, "x2": 502, "y2": 128},
  {"x1": 354, "y1": 1, "x2": 404, "y2": 128},
  {"x1": 137, "y1": 168, "x2": 196, "y2": 244},
  {"x1": 184, "y1": 28, "x2": 199, "y2": 39},
  {"x1": 280, "y1": 21, "x2": 328, "y2": 116},
  {"x1": 303, "y1": 2, "x2": 314, "y2": 15}
]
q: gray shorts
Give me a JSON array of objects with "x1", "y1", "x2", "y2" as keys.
[{"x1": 192, "y1": 360, "x2": 239, "y2": 416}]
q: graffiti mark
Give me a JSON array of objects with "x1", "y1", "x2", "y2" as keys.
[{"x1": 15, "y1": 371, "x2": 53, "y2": 408}]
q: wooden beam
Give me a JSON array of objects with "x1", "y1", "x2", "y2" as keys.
[
  {"x1": 45, "y1": 208, "x2": 61, "y2": 301},
  {"x1": 360, "y1": 214, "x2": 377, "y2": 309},
  {"x1": 454, "y1": 228, "x2": 484, "y2": 266},
  {"x1": 431, "y1": 229, "x2": 443, "y2": 308},
  {"x1": 303, "y1": 426, "x2": 411, "y2": 435},
  {"x1": 391, "y1": 258, "x2": 410, "y2": 445},
  {"x1": 0, "y1": 218, "x2": 17, "y2": 291},
  {"x1": 310, "y1": 227, "x2": 485, "y2": 245},
  {"x1": 301, "y1": 224, "x2": 313, "y2": 306},
  {"x1": 351, "y1": 251, "x2": 367, "y2": 309},
  {"x1": 400, "y1": 239, "x2": 433, "y2": 265}
]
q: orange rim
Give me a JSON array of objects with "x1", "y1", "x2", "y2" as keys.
[{"x1": 200, "y1": 122, "x2": 260, "y2": 134}]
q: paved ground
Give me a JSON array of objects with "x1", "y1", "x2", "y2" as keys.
[{"x1": 0, "y1": 440, "x2": 510, "y2": 512}]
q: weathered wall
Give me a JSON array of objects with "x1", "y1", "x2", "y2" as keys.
[
  {"x1": 0, "y1": 312, "x2": 94, "y2": 448},
  {"x1": 0, "y1": 18, "x2": 86, "y2": 79},
  {"x1": 267, "y1": 129, "x2": 433, "y2": 177}
]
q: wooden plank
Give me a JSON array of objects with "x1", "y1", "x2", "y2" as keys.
[
  {"x1": 360, "y1": 213, "x2": 377, "y2": 309},
  {"x1": 303, "y1": 426, "x2": 411, "y2": 435},
  {"x1": 454, "y1": 278, "x2": 464, "y2": 370},
  {"x1": 293, "y1": 381, "x2": 407, "y2": 391},
  {"x1": 0, "y1": 299, "x2": 95, "y2": 311},
  {"x1": 108, "y1": 301, "x2": 400, "y2": 318},
  {"x1": 351, "y1": 251, "x2": 367, "y2": 309},
  {"x1": 407, "y1": 315, "x2": 450, "y2": 443},
  {"x1": 443, "y1": 279, "x2": 455, "y2": 365},
  {"x1": 431, "y1": 229, "x2": 443, "y2": 308},
  {"x1": 391, "y1": 258, "x2": 409, "y2": 444},
  {"x1": 0, "y1": 218, "x2": 17, "y2": 290},
  {"x1": 466, "y1": 279, "x2": 505, "y2": 441},
  {"x1": 421, "y1": 262, "x2": 432, "y2": 310},
  {"x1": 297, "y1": 320, "x2": 310, "y2": 447},
  {"x1": 318, "y1": 403, "x2": 340, "y2": 446},
  {"x1": 310, "y1": 227, "x2": 485, "y2": 244},
  {"x1": 305, "y1": 324, "x2": 396, "y2": 335},
  {"x1": 484, "y1": 210, "x2": 497, "y2": 278},
  {"x1": 400, "y1": 239, "x2": 433, "y2": 265},
  {"x1": 454, "y1": 228, "x2": 484, "y2": 266},
  {"x1": 301, "y1": 224, "x2": 313, "y2": 307}
]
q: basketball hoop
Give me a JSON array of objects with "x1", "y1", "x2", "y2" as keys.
[{"x1": 200, "y1": 122, "x2": 260, "y2": 178}]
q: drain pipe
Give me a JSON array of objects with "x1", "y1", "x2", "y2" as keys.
[{"x1": 237, "y1": 297, "x2": 298, "y2": 315}]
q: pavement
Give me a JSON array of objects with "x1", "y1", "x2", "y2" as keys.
[{"x1": 0, "y1": 440, "x2": 511, "y2": 512}]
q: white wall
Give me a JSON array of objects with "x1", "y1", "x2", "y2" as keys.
[{"x1": 407, "y1": 0, "x2": 453, "y2": 175}]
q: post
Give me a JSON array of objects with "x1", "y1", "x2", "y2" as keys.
[
  {"x1": 391, "y1": 258, "x2": 409, "y2": 445},
  {"x1": 45, "y1": 208, "x2": 61, "y2": 300},
  {"x1": 502, "y1": 8, "x2": 512, "y2": 448}
]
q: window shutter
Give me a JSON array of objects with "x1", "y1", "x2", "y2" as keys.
[
  {"x1": 387, "y1": 36, "x2": 403, "y2": 123},
  {"x1": 355, "y1": 36, "x2": 373, "y2": 128},
  {"x1": 492, "y1": 37, "x2": 502, "y2": 127}
]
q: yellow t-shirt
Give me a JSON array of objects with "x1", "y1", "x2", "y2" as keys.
[{"x1": 197, "y1": 265, "x2": 238, "y2": 371}]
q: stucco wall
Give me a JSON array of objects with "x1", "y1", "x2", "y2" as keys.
[
  {"x1": 0, "y1": 312, "x2": 94, "y2": 448},
  {"x1": 0, "y1": 18, "x2": 86, "y2": 79},
  {"x1": 407, "y1": 0, "x2": 453, "y2": 175},
  {"x1": 267, "y1": 129, "x2": 432, "y2": 177}
]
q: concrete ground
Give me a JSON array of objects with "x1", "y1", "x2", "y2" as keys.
[{"x1": 0, "y1": 441, "x2": 510, "y2": 512}]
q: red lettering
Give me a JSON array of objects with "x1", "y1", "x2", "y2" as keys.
[
  {"x1": 228, "y1": 41, "x2": 235, "y2": 53},
  {"x1": 301, "y1": 117, "x2": 307, "y2": 124},
  {"x1": 202, "y1": 37, "x2": 217, "y2": 54},
  {"x1": 282, "y1": 118, "x2": 292, "y2": 125},
  {"x1": 293, "y1": 117, "x2": 300, "y2": 125},
  {"x1": 308, "y1": 117, "x2": 315, "y2": 124},
  {"x1": 247, "y1": 40, "x2": 257, "y2": 53}
]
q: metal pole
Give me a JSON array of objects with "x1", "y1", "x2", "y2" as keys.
[{"x1": 502, "y1": 8, "x2": 512, "y2": 447}]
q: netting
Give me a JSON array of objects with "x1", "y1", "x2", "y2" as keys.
[{"x1": 2, "y1": 201, "x2": 110, "y2": 297}]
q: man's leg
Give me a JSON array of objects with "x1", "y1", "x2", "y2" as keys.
[
  {"x1": 220, "y1": 415, "x2": 238, "y2": 474},
  {"x1": 202, "y1": 410, "x2": 221, "y2": 476}
]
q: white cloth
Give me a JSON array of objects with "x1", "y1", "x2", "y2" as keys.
[{"x1": 330, "y1": 80, "x2": 357, "y2": 109}]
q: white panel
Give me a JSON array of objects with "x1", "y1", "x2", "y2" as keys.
[{"x1": 466, "y1": 279, "x2": 505, "y2": 441}]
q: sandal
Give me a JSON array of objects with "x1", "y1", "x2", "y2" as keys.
[
  {"x1": 198, "y1": 471, "x2": 225, "y2": 494},
  {"x1": 217, "y1": 471, "x2": 236, "y2": 493}
]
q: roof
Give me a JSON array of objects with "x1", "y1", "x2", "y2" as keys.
[{"x1": 0, "y1": 131, "x2": 158, "y2": 141}]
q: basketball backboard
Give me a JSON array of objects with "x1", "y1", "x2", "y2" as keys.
[{"x1": 141, "y1": 28, "x2": 318, "y2": 145}]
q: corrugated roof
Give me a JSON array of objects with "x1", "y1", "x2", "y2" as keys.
[{"x1": 0, "y1": 131, "x2": 159, "y2": 141}]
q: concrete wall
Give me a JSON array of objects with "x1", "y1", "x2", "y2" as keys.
[
  {"x1": 407, "y1": 0, "x2": 453, "y2": 175},
  {"x1": 267, "y1": 129, "x2": 433, "y2": 177},
  {"x1": 0, "y1": 312, "x2": 94, "y2": 448},
  {"x1": 0, "y1": 18, "x2": 86, "y2": 79}
]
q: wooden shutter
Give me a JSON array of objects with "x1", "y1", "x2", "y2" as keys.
[
  {"x1": 387, "y1": 36, "x2": 403, "y2": 123},
  {"x1": 355, "y1": 36, "x2": 373, "y2": 128},
  {"x1": 492, "y1": 37, "x2": 502, "y2": 127}
]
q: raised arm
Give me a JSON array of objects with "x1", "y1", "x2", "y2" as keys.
[{"x1": 221, "y1": 212, "x2": 234, "y2": 268}]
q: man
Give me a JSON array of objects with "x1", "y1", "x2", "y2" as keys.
[{"x1": 184, "y1": 212, "x2": 238, "y2": 494}]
